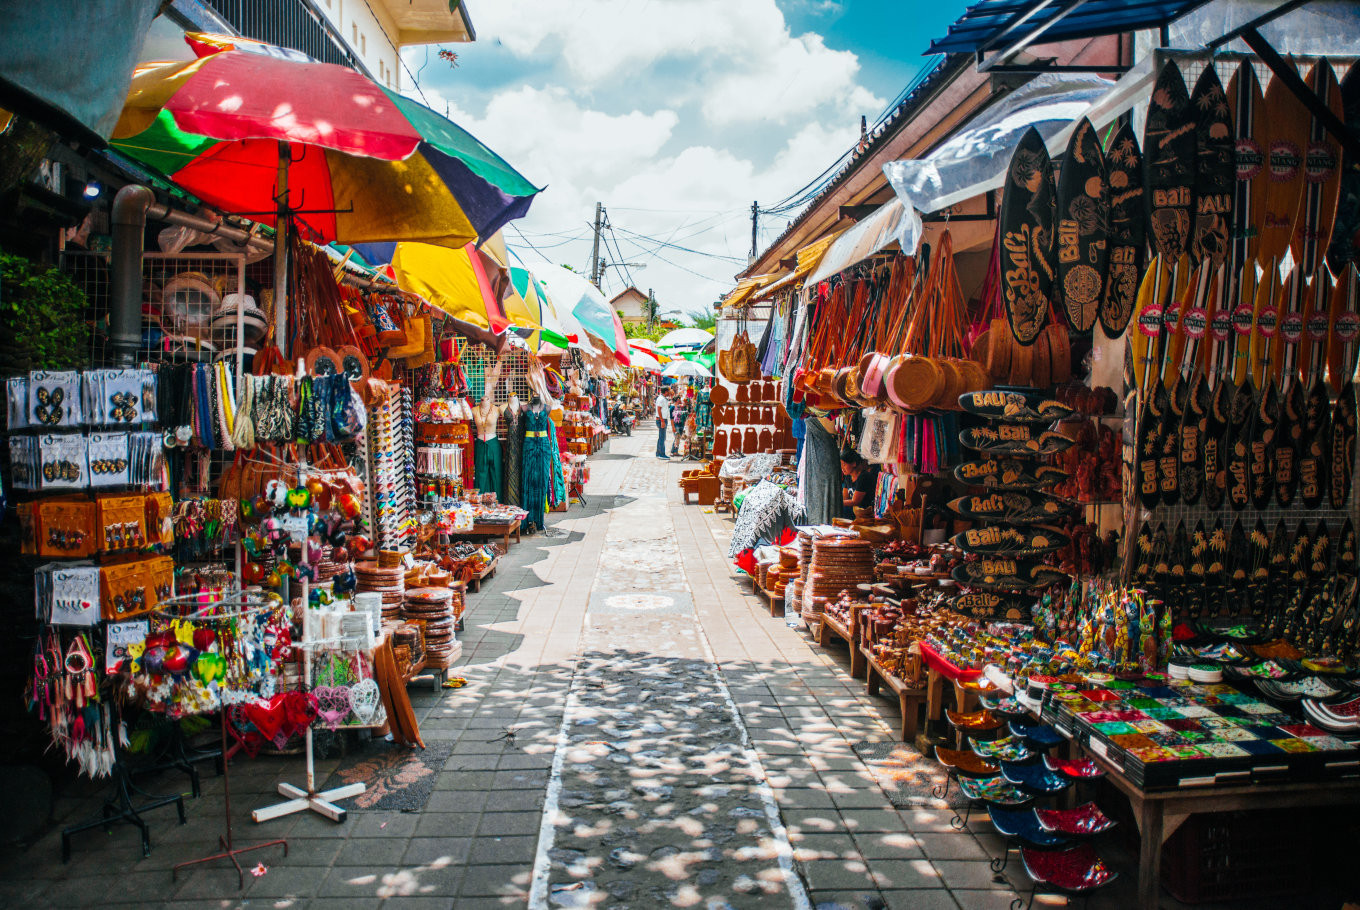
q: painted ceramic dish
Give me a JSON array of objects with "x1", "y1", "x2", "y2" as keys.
[
  {"x1": 1019, "y1": 843, "x2": 1118, "y2": 893},
  {"x1": 958, "y1": 774, "x2": 1033, "y2": 807},
  {"x1": 988, "y1": 806, "x2": 1071, "y2": 848},
  {"x1": 1043, "y1": 755, "x2": 1105, "y2": 779},
  {"x1": 1035, "y1": 802, "x2": 1117, "y2": 836},
  {"x1": 970, "y1": 735, "x2": 1034, "y2": 763},
  {"x1": 934, "y1": 746, "x2": 1000, "y2": 777},
  {"x1": 1001, "y1": 760, "x2": 1072, "y2": 795}
]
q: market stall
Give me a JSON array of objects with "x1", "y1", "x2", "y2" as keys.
[{"x1": 711, "y1": 28, "x2": 1360, "y2": 907}]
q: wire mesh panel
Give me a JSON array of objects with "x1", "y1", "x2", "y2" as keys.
[
  {"x1": 452, "y1": 337, "x2": 532, "y2": 405},
  {"x1": 62, "y1": 251, "x2": 248, "y2": 381}
]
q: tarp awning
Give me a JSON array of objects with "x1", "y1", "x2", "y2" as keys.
[
  {"x1": 927, "y1": 0, "x2": 1209, "y2": 56},
  {"x1": 805, "y1": 198, "x2": 909, "y2": 286},
  {"x1": 724, "y1": 273, "x2": 780, "y2": 308},
  {"x1": 0, "y1": 0, "x2": 162, "y2": 145},
  {"x1": 883, "y1": 69, "x2": 1140, "y2": 254}
]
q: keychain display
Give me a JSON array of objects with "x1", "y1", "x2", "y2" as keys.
[
  {"x1": 83, "y1": 368, "x2": 157, "y2": 425},
  {"x1": 35, "y1": 563, "x2": 101, "y2": 626}
]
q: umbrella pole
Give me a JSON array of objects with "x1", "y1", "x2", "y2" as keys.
[{"x1": 273, "y1": 141, "x2": 291, "y2": 360}]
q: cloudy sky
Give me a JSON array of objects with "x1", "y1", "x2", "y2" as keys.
[{"x1": 403, "y1": 0, "x2": 967, "y2": 321}]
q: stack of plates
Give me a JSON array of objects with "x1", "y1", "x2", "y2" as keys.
[
  {"x1": 805, "y1": 536, "x2": 875, "y2": 610},
  {"x1": 1302, "y1": 696, "x2": 1360, "y2": 735},
  {"x1": 404, "y1": 587, "x2": 458, "y2": 665},
  {"x1": 356, "y1": 561, "x2": 405, "y2": 619}
]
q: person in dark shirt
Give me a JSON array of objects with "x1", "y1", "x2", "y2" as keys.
[{"x1": 840, "y1": 449, "x2": 878, "y2": 518}]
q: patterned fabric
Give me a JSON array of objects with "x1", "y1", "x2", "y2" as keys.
[
  {"x1": 548, "y1": 418, "x2": 566, "y2": 504},
  {"x1": 521, "y1": 408, "x2": 554, "y2": 532},
  {"x1": 801, "y1": 417, "x2": 842, "y2": 526},
  {"x1": 728, "y1": 479, "x2": 798, "y2": 557}
]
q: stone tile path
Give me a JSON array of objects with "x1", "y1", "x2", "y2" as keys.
[{"x1": 1, "y1": 427, "x2": 1239, "y2": 909}]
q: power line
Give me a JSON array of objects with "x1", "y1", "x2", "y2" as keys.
[
  {"x1": 613, "y1": 226, "x2": 746, "y2": 265},
  {"x1": 508, "y1": 223, "x2": 561, "y2": 267}
]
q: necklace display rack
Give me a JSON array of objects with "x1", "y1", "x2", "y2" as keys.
[
  {"x1": 160, "y1": 591, "x2": 289, "y2": 887},
  {"x1": 252, "y1": 577, "x2": 367, "y2": 825}
]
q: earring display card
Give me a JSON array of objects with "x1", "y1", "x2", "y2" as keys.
[
  {"x1": 28, "y1": 371, "x2": 82, "y2": 428},
  {"x1": 39, "y1": 434, "x2": 88, "y2": 489},
  {"x1": 7, "y1": 376, "x2": 29, "y2": 430},
  {"x1": 36, "y1": 563, "x2": 101, "y2": 626},
  {"x1": 87, "y1": 433, "x2": 131, "y2": 487},
  {"x1": 106, "y1": 620, "x2": 150, "y2": 673},
  {"x1": 85, "y1": 369, "x2": 157, "y2": 426},
  {"x1": 9, "y1": 435, "x2": 38, "y2": 489}
]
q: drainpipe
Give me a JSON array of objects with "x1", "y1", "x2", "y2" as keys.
[{"x1": 110, "y1": 184, "x2": 155, "y2": 367}]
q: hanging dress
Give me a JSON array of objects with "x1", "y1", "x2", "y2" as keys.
[{"x1": 521, "y1": 407, "x2": 554, "y2": 532}]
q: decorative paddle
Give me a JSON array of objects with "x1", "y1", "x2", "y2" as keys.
[
  {"x1": 1101, "y1": 123, "x2": 1145, "y2": 338},
  {"x1": 1056, "y1": 117, "x2": 1109, "y2": 334}
]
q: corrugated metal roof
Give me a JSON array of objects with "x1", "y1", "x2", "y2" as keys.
[{"x1": 927, "y1": 0, "x2": 1211, "y2": 56}]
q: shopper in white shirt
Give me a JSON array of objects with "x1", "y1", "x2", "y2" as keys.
[{"x1": 654, "y1": 387, "x2": 672, "y2": 459}]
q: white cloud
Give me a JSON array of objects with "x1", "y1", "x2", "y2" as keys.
[
  {"x1": 408, "y1": 2, "x2": 883, "y2": 313},
  {"x1": 469, "y1": 0, "x2": 881, "y2": 127}
]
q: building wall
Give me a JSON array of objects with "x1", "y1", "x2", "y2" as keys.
[{"x1": 314, "y1": 0, "x2": 402, "y2": 89}]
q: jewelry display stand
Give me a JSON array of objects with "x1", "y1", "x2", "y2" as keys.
[
  {"x1": 159, "y1": 592, "x2": 289, "y2": 887},
  {"x1": 253, "y1": 579, "x2": 366, "y2": 824}
]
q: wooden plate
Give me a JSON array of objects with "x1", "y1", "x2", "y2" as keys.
[
  {"x1": 947, "y1": 490, "x2": 1076, "y2": 524},
  {"x1": 957, "y1": 390, "x2": 1073, "y2": 423},
  {"x1": 952, "y1": 559, "x2": 1069, "y2": 592},
  {"x1": 953, "y1": 459, "x2": 1069, "y2": 489},
  {"x1": 952, "y1": 526, "x2": 1070, "y2": 556},
  {"x1": 959, "y1": 426, "x2": 1075, "y2": 458}
]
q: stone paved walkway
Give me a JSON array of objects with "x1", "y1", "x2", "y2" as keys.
[{"x1": 1, "y1": 426, "x2": 1215, "y2": 910}]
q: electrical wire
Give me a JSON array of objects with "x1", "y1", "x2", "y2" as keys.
[{"x1": 613, "y1": 227, "x2": 747, "y2": 265}]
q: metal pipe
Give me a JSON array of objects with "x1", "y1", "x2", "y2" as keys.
[
  {"x1": 109, "y1": 184, "x2": 154, "y2": 366},
  {"x1": 146, "y1": 202, "x2": 274, "y2": 254}
]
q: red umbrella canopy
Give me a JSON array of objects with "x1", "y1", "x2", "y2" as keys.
[{"x1": 111, "y1": 34, "x2": 539, "y2": 248}]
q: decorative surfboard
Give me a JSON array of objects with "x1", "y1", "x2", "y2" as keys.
[
  {"x1": 1156, "y1": 258, "x2": 1195, "y2": 505},
  {"x1": 953, "y1": 459, "x2": 1068, "y2": 490},
  {"x1": 1329, "y1": 264, "x2": 1360, "y2": 396},
  {"x1": 958, "y1": 426, "x2": 1073, "y2": 458},
  {"x1": 946, "y1": 490, "x2": 1075, "y2": 524},
  {"x1": 1190, "y1": 64, "x2": 1234, "y2": 269},
  {"x1": 1188, "y1": 519, "x2": 1210, "y2": 619},
  {"x1": 1178, "y1": 265, "x2": 1214, "y2": 505},
  {"x1": 1144, "y1": 60, "x2": 1197, "y2": 262},
  {"x1": 1257, "y1": 58, "x2": 1310, "y2": 264},
  {"x1": 1326, "y1": 62, "x2": 1360, "y2": 272},
  {"x1": 1056, "y1": 117, "x2": 1109, "y2": 332},
  {"x1": 957, "y1": 390, "x2": 1073, "y2": 423},
  {"x1": 1275, "y1": 358, "x2": 1305, "y2": 508},
  {"x1": 1102, "y1": 122, "x2": 1145, "y2": 337},
  {"x1": 952, "y1": 559, "x2": 1068, "y2": 593},
  {"x1": 1228, "y1": 61, "x2": 1267, "y2": 268},
  {"x1": 1203, "y1": 263, "x2": 1234, "y2": 509},
  {"x1": 1299, "y1": 271, "x2": 1335, "y2": 508},
  {"x1": 1248, "y1": 379, "x2": 1278, "y2": 509},
  {"x1": 1000, "y1": 126, "x2": 1058, "y2": 346},
  {"x1": 1132, "y1": 521, "x2": 1157, "y2": 585},
  {"x1": 1290, "y1": 59, "x2": 1344, "y2": 276},
  {"x1": 951, "y1": 526, "x2": 1070, "y2": 557},
  {"x1": 1331, "y1": 371, "x2": 1357, "y2": 510},
  {"x1": 1271, "y1": 267, "x2": 1306, "y2": 506},
  {"x1": 1132, "y1": 256, "x2": 1172, "y2": 508}
]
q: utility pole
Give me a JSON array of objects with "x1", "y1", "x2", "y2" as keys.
[
  {"x1": 647, "y1": 287, "x2": 656, "y2": 331},
  {"x1": 589, "y1": 201, "x2": 603, "y2": 287},
  {"x1": 750, "y1": 200, "x2": 758, "y2": 261}
]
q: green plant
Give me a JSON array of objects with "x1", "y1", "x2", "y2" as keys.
[{"x1": 0, "y1": 250, "x2": 91, "y2": 372}]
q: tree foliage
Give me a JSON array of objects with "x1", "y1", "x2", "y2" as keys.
[{"x1": 0, "y1": 251, "x2": 90, "y2": 373}]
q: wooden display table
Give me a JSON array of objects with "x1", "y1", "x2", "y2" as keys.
[
  {"x1": 454, "y1": 520, "x2": 521, "y2": 549},
  {"x1": 467, "y1": 556, "x2": 499, "y2": 593},
  {"x1": 861, "y1": 646, "x2": 927, "y2": 742},
  {"x1": 1083, "y1": 748, "x2": 1360, "y2": 910}
]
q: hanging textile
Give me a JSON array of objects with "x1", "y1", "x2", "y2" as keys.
[
  {"x1": 474, "y1": 436, "x2": 504, "y2": 501},
  {"x1": 521, "y1": 408, "x2": 554, "y2": 532},
  {"x1": 548, "y1": 419, "x2": 567, "y2": 506},
  {"x1": 727, "y1": 479, "x2": 799, "y2": 557},
  {"x1": 801, "y1": 417, "x2": 841, "y2": 527}
]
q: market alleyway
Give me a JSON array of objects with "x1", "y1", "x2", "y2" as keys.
[{"x1": 5, "y1": 427, "x2": 1162, "y2": 910}]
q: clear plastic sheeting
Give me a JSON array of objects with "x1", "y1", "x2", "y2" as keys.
[
  {"x1": 882, "y1": 72, "x2": 1115, "y2": 253},
  {"x1": 805, "y1": 198, "x2": 912, "y2": 286},
  {"x1": 1169, "y1": 0, "x2": 1360, "y2": 57}
]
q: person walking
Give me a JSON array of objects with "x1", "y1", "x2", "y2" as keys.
[{"x1": 655, "y1": 387, "x2": 672, "y2": 459}]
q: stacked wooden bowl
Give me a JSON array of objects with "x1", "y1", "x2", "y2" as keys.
[{"x1": 803, "y1": 536, "x2": 875, "y2": 620}]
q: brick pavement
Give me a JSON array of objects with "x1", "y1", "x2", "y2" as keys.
[{"x1": 0, "y1": 426, "x2": 1207, "y2": 910}]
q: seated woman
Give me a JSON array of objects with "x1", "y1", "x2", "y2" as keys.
[{"x1": 840, "y1": 449, "x2": 879, "y2": 519}]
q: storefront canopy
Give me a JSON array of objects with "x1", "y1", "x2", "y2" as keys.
[
  {"x1": 805, "y1": 199, "x2": 910, "y2": 286},
  {"x1": 0, "y1": 0, "x2": 162, "y2": 145}
]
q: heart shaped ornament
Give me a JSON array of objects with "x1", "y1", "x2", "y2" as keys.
[
  {"x1": 348, "y1": 678, "x2": 380, "y2": 724},
  {"x1": 313, "y1": 685, "x2": 352, "y2": 727}
]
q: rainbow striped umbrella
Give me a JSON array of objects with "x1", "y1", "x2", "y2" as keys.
[{"x1": 110, "y1": 33, "x2": 538, "y2": 248}]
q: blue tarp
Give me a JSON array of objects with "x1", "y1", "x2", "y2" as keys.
[{"x1": 0, "y1": 0, "x2": 162, "y2": 144}]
